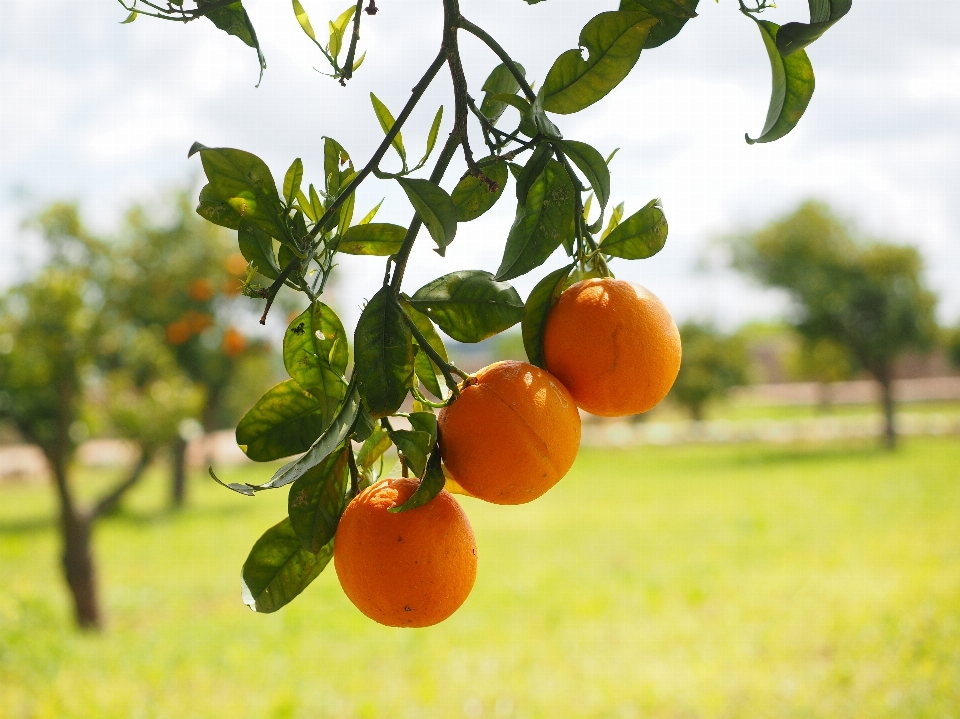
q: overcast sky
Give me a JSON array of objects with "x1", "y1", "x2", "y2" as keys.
[{"x1": 2, "y1": 0, "x2": 959, "y2": 333}]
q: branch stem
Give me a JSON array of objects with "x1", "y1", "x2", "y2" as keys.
[{"x1": 459, "y1": 18, "x2": 536, "y2": 102}]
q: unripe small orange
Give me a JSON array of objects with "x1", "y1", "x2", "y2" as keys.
[
  {"x1": 334, "y1": 478, "x2": 477, "y2": 628},
  {"x1": 543, "y1": 278, "x2": 681, "y2": 417},
  {"x1": 438, "y1": 361, "x2": 581, "y2": 505}
]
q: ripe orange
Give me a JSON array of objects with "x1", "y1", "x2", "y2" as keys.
[
  {"x1": 543, "y1": 278, "x2": 681, "y2": 417},
  {"x1": 438, "y1": 360, "x2": 581, "y2": 505},
  {"x1": 334, "y1": 478, "x2": 477, "y2": 628}
]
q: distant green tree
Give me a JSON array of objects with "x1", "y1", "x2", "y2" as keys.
[
  {"x1": 670, "y1": 322, "x2": 749, "y2": 421},
  {"x1": 786, "y1": 336, "x2": 855, "y2": 411},
  {"x1": 0, "y1": 205, "x2": 201, "y2": 628},
  {"x1": 946, "y1": 322, "x2": 960, "y2": 370},
  {"x1": 112, "y1": 194, "x2": 274, "y2": 507},
  {"x1": 732, "y1": 201, "x2": 938, "y2": 447}
]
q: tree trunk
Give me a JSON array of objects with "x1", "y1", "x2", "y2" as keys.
[
  {"x1": 171, "y1": 436, "x2": 188, "y2": 509},
  {"x1": 690, "y1": 403, "x2": 704, "y2": 422},
  {"x1": 61, "y1": 508, "x2": 100, "y2": 630},
  {"x1": 879, "y1": 377, "x2": 897, "y2": 450}
]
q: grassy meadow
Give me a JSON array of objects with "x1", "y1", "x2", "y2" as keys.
[{"x1": 2, "y1": 438, "x2": 959, "y2": 718}]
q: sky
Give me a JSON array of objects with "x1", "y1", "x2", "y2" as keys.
[{"x1": 2, "y1": 0, "x2": 959, "y2": 334}]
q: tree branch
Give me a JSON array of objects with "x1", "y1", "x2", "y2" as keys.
[
  {"x1": 459, "y1": 18, "x2": 536, "y2": 102},
  {"x1": 90, "y1": 448, "x2": 153, "y2": 520},
  {"x1": 341, "y1": 0, "x2": 364, "y2": 84}
]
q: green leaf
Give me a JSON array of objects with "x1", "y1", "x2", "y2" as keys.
[
  {"x1": 619, "y1": 0, "x2": 700, "y2": 49},
  {"x1": 283, "y1": 303, "x2": 349, "y2": 419},
  {"x1": 236, "y1": 380, "x2": 330, "y2": 462},
  {"x1": 419, "y1": 106, "x2": 444, "y2": 168},
  {"x1": 357, "y1": 425, "x2": 392, "y2": 472},
  {"x1": 337, "y1": 223, "x2": 407, "y2": 256},
  {"x1": 598, "y1": 198, "x2": 668, "y2": 259},
  {"x1": 480, "y1": 63, "x2": 527, "y2": 125},
  {"x1": 387, "y1": 429, "x2": 432, "y2": 478},
  {"x1": 336, "y1": 170, "x2": 357, "y2": 238},
  {"x1": 487, "y1": 93, "x2": 538, "y2": 137},
  {"x1": 354, "y1": 287, "x2": 414, "y2": 417},
  {"x1": 283, "y1": 158, "x2": 304, "y2": 205},
  {"x1": 514, "y1": 143, "x2": 553, "y2": 205},
  {"x1": 602, "y1": 201, "x2": 625, "y2": 240},
  {"x1": 196, "y1": 183, "x2": 242, "y2": 230},
  {"x1": 496, "y1": 160, "x2": 576, "y2": 281},
  {"x1": 559, "y1": 140, "x2": 610, "y2": 209},
  {"x1": 238, "y1": 220, "x2": 281, "y2": 280},
  {"x1": 292, "y1": 0, "x2": 317, "y2": 42},
  {"x1": 409, "y1": 270, "x2": 525, "y2": 343},
  {"x1": 358, "y1": 199, "x2": 384, "y2": 225},
  {"x1": 396, "y1": 178, "x2": 458, "y2": 256},
  {"x1": 389, "y1": 446, "x2": 445, "y2": 514},
  {"x1": 521, "y1": 264, "x2": 573, "y2": 368},
  {"x1": 260, "y1": 384, "x2": 362, "y2": 490},
  {"x1": 323, "y1": 137, "x2": 352, "y2": 196},
  {"x1": 194, "y1": 147, "x2": 287, "y2": 242},
  {"x1": 370, "y1": 92, "x2": 406, "y2": 165},
  {"x1": 328, "y1": 4, "x2": 356, "y2": 58},
  {"x1": 296, "y1": 189, "x2": 316, "y2": 222},
  {"x1": 777, "y1": 0, "x2": 852, "y2": 57},
  {"x1": 196, "y1": 0, "x2": 266, "y2": 83},
  {"x1": 451, "y1": 159, "x2": 509, "y2": 222},
  {"x1": 309, "y1": 184, "x2": 325, "y2": 224},
  {"x1": 407, "y1": 412, "x2": 438, "y2": 445},
  {"x1": 745, "y1": 18, "x2": 816, "y2": 145},
  {"x1": 120, "y1": 10, "x2": 138, "y2": 24},
  {"x1": 241, "y1": 518, "x2": 331, "y2": 613},
  {"x1": 542, "y1": 11, "x2": 658, "y2": 115},
  {"x1": 288, "y1": 446, "x2": 350, "y2": 553},
  {"x1": 402, "y1": 300, "x2": 449, "y2": 399}
]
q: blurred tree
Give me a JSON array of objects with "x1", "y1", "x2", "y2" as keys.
[
  {"x1": 786, "y1": 337, "x2": 855, "y2": 411},
  {"x1": 670, "y1": 322, "x2": 749, "y2": 421},
  {"x1": 946, "y1": 322, "x2": 960, "y2": 370},
  {"x1": 731, "y1": 201, "x2": 938, "y2": 447},
  {"x1": 0, "y1": 205, "x2": 201, "y2": 628},
  {"x1": 111, "y1": 193, "x2": 274, "y2": 507}
]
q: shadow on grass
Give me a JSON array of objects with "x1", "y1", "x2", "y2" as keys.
[{"x1": 0, "y1": 502, "x2": 252, "y2": 537}]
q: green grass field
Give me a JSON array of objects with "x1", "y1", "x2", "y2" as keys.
[{"x1": 2, "y1": 438, "x2": 959, "y2": 718}]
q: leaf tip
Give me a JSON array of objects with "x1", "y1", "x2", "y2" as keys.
[{"x1": 188, "y1": 141, "x2": 208, "y2": 158}]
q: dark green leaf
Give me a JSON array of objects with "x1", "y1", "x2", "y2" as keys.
[
  {"x1": 288, "y1": 446, "x2": 350, "y2": 553},
  {"x1": 352, "y1": 406, "x2": 376, "y2": 443},
  {"x1": 260, "y1": 383, "x2": 362, "y2": 490},
  {"x1": 283, "y1": 158, "x2": 304, "y2": 206},
  {"x1": 496, "y1": 160, "x2": 576, "y2": 281},
  {"x1": 370, "y1": 92, "x2": 406, "y2": 165},
  {"x1": 323, "y1": 137, "x2": 352, "y2": 196},
  {"x1": 488, "y1": 93, "x2": 538, "y2": 137},
  {"x1": 354, "y1": 287, "x2": 414, "y2": 417},
  {"x1": 451, "y1": 160, "x2": 509, "y2": 222},
  {"x1": 598, "y1": 198, "x2": 668, "y2": 259},
  {"x1": 283, "y1": 302, "x2": 349, "y2": 419},
  {"x1": 542, "y1": 11, "x2": 658, "y2": 114},
  {"x1": 407, "y1": 412, "x2": 438, "y2": 445},
  {"x1": 559, "y1": 140, "x2": 610, "y2": 209},
  {"x1": 777, "y1": 0, "x2": 852, "y2": 57},
  {"x1": 241, "y1": 518, "x2": 330, "y2": 613},
  {"x1": 389, "y1": 446, "x2": 445, "y2": 514},
  {"x1": 745, "y1": 18, "x2": 816, "y2": 145},
  {"x1": 419, "y1": 106, "x2": 444, "y2": 167},
  {"x1": 618, "y1": 1, "x2": 700, "y2": 48},
  {"x1": 196, "y1": 0, "x2": 266, "y2": 83},
  {"x1": 521, "y1": 264, "x2": 573, "y2": 368},
  {"x1": 238, "y1": 220, "x2": 280, "y2": 280},
  {"x1": 236, "y1": 380, "x2": 330, "y2": 462},
  {"x1": 515, "y1": 143, "x2": 553, "y2": 205},
  {"x1": 480, "y1": 63, "x2": 527, "y2": 125},
  {"x1": 337, "y1": 223, "x2": 407, "y2": 256},
  {"x1": 397, "y1": 178, "x2": 458, "y2": 256},
  {"x1": 196, "y1": 183, "x2": 242, "y2": 230},
  {"x1": 402, "y1": 300, "x2": 449, "y2": 399},
  {"x1": 195, "y1": 147, "x2": 287, "y2": 242},
  {"x1": 410, "y1": 271, "x2": 525, "y2": 343},
  {"x1": 387, "y1": 429, "x2": 432, "y2": 478}
]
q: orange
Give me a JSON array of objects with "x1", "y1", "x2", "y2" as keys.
[
  {"x1": 438, "y1": 360, "x2": 581, "y2": 505},
  {"x1": 334, "y1": 478, "x2": 477, "y2": 628},
  {"x1": 543, "y1": 278, "x2": 681, "y2": 417},
  {"x1": 221, "y1": 327, "x2": 246, "y2": 357}
]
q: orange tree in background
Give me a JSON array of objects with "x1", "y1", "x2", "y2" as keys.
[
  {"x1": 120, "y1": 0, "x2": 852, "y2": 625},
  {"x1": 113, "y1": 193, "x2": 274, "y2": 507}
]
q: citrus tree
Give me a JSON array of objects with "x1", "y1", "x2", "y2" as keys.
[{"x1": 119, "y1": 0, "x2": 852, "y2": 625}]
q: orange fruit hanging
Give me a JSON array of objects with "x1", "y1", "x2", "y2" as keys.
[
  {"x1": 438, "y1": 360, "x2": 581, "y2": 505},
  {"x1": 543, "y1": 278, "x2": 681, "y2": 417},
  {"x1": 334, "y1": 478, "x2": 477, "y2": 628}
]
